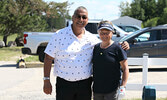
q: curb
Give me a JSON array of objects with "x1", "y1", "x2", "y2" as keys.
[
  {"x1": 25, "y1": 62, "x2": 44, "y2": 68},
  {"x1": 25, "y1": 62, "x2": 54, "y2": 68}
]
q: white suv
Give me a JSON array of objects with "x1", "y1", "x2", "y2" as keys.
[{"x1": 66, "y1": 19, "x2": 128, "y2": 42}]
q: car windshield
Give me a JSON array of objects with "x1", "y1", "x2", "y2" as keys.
[
  {"x1": 118, "y1": 25, "x2": 141, "y2": 33},
  {"x1": 113, "y1": 24, "x2": 127, "y2": 36},
  {"x1": 119, "y1": 27, "x2": 148, "y2": 42}
]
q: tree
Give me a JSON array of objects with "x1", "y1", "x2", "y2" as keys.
[
  {"x1": 0, "y1": 0, "x2": 48, "y2": 46},
  {"x1": 144, "y1": 0, "x2": 157, "y2": 20},
  {"x1": 143, "y1": 17, "x2": 159, "y2": 27},
  {"x1": 119, "y1": 1, "x2": 131, "y2": 17},
  {"x1": 119, "y1": 0, "x2": 145, "y2": 21},
  {"x1": 44, "y1": 1, "x2": 72, "y2": 31},
  {"x1": 157, "y1": 0, "x2": 167, "y2": 16},
  {"x1": 157, "y1": 0, "x2": 167, "y2": 25},
  {"x1": 0, "y1": 0, "x2": 71, "y2": 46},
  {"x1": 139, "y1": 0, "x2": 157, "y2": 27},
  {"x1": 130, "y1": 0, "x2": 145, "y2": 21},
  {"x1": 158, "y1": 7, "x2": 167, "y2": 25},
  {"x1": 119, "y1": 0, "x2": 167, "y2": 27}
]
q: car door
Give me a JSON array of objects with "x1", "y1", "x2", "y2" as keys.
[
  {"x1": 127, "y1": 30, "x2": 160, "y2": 57},
  {"x1": 155, "y1": 29, "x2": 167, "y2": 57}
]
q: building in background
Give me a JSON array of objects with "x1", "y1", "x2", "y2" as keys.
[{"x1": 112, "y1": 16, "x2": 142, "y2": 28}]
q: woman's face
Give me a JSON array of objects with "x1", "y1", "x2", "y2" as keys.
[{"x1": 99, "y1": 29, "x2": 113, "y2": 42}]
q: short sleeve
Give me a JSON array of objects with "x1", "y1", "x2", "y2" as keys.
[
  {"x1": 117, "y1": 44, "x2": 127, "y2": 62},
  {"x1": 44, "y1": 32, "x2": 58, "y2": 58}
]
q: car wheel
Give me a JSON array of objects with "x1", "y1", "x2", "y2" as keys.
[{"x1": 39, "y1": 48, "x2": 45, "y2": 62}]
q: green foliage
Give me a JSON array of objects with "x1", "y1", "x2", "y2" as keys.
[
  {"x1": 44, "y1": 1, "x2": 72, "y2": 30},
  {"x1": 144, "y1": 0, "x2": 157, "y2": 20},
  {"x1": 0, "y1": 0, "x2": 71, "y2": 46},
  {"x1": 158, "y1": 7, "x2": 167, "y2": 25},
  {"x1": 119, "y1": 1, "x2": 131, "y2": 17},
  {"x1": 130, "y1": 0, "x2": 145, "y2": 20},
  {"x1": 143, "y1": 17, "x2": 159, "y2": 27},
  {"x1": 119, "y1": 0, "x2": 167, "y2": 27},
  {"x1": 157, "y1": 0, "x2": 167, "y2": 16}
]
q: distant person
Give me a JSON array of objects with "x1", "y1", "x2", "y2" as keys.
[
  {"x1": 43, "y1": 6, "x2": 129, "y2": 100},
  {"x1": 92, "y1": 20, "x2": 129, "y2": 100}
]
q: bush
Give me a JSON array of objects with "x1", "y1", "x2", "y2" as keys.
[{"x1": 143, "y1": 17, "x2": 159, "y2": 27}]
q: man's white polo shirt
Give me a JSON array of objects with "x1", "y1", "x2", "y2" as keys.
[{"x1": 44, "y1": 25, "x2": 100, "y2": 81}]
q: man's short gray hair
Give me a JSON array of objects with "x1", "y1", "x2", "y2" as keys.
[{"x1": 73, "y1": 6, "x2": 88, "y2": 15}]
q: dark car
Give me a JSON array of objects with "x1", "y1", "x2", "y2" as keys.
[{"x1": 119, "y1": 25, "x2": 167, "y2": 57}]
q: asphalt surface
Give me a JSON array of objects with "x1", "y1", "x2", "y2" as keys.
[
  {"x1": 0, "y1": 61, "x2": 55, "y2": 100},
  {"x1": 0, "y1": 61, "x2": 167, "y2": 100}
]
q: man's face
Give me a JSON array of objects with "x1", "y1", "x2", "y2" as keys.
[{"x1": 72, "y1": 9, "x2": 88, "y2": 29}]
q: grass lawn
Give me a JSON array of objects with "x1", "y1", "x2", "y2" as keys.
[
  {"x1": 0, "y1": 34, "x2": 18, "y2": 44},
  {"x1": 0, "y1": 47, "x2": 23, "y2": 61},
  {"x1": 0, "y1": 34, "x2": 39, "y2": 62},
  {"x1": 24, "y1": 54, "x2": 39, "y2": 62},
  {"x1": 0, "y1": 46, "x2": 39, "y2": 62}
]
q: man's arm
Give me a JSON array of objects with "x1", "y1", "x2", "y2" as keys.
[
  {"x1": 43, "y1": 54, "x2": 54, "y2": 95},
  {"x1": 120, "y1": 41, "x2": 130, "y2": 50}
]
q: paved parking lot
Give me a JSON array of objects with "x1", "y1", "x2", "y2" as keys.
[
  {"x1": 0, "y1": 61, "x2": 167, "y2": 100},
  {"x1": 0, "y1": 61, "x2": 55, "y2": 100}
]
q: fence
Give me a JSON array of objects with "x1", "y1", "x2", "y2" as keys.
[{"x1": 126, "y1": 53, "x2": 167, "y2": 91}]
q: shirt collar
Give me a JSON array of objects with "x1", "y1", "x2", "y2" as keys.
[{"x1": 68, "y1": 24, "x2": 87, "y2": 37}]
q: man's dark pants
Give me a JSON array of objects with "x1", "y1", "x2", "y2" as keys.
[{"x1": 56, "y1": 77, "x2": 92, "y2": 100}]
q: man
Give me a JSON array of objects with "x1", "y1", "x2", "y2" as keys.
[{"x1": 43, "y1": 6, "x2": 129, "y2": 100}]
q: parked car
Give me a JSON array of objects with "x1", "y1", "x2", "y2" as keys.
[
  {"x1": 112, "y1": 24, "x2": 128, "y2": 41},
  {"x1": 117, "y1": 25, "x2": 142, "y2": 34},
  {"x1": 67, "y1": 19, "x2": 128, "y2": 42},
  {"x1": 119, "y1": 25, "x2": 167, "y2": 57}
]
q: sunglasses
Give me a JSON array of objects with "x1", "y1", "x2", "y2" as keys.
[
  {"x1": 99, "y1": 32, "x2": 111, "y2": 35},
  {"x1": 75, "y1": 15, "x2": 88, "y2": 19}
]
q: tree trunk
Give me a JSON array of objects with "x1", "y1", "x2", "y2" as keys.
[{"x1": 3, "y1": 35, "x2": 8, "y2": 47}]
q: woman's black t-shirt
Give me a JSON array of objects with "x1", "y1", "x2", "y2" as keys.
[{"x1": 92, "y1": 42, "x2": 127, "y2": 93}]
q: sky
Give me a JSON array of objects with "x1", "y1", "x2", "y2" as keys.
[{"x1": 43, "y1": 0, "x2": 132, "y2": 21}]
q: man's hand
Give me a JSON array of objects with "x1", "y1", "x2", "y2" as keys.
[
  {"x1": 120, "y1": 41, "x2": 130, "y2": 50},
  {"x1": 43, "y1": 80, "x2": 52, "y2": 95}
]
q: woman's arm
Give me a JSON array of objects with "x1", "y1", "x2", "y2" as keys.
[{"x1": 120, "y1": 60, "x2": 129, "y2": 87}]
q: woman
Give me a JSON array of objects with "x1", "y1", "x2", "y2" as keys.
[{"x1": 92, "y1": 20, "x2": 129, "y2": 100}]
